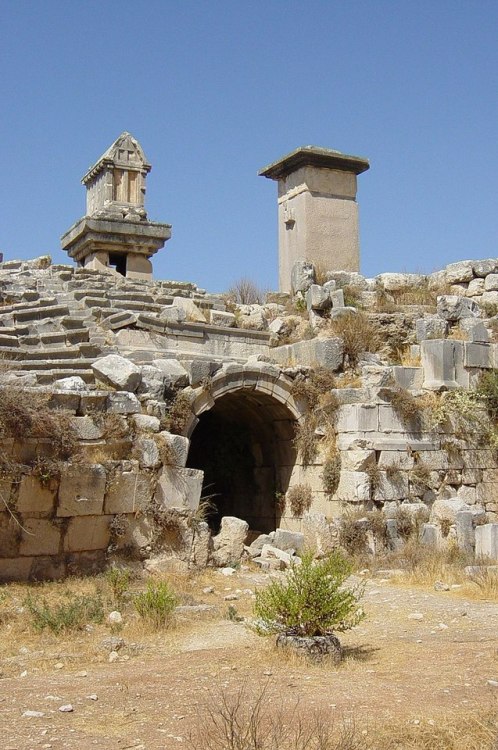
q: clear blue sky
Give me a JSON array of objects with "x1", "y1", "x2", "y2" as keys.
[{"x1": 1, "y1": 1, "x2": 497, "y2": 292}]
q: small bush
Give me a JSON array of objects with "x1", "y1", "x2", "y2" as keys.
[
  {"x1": 134, "y1": 580, "x2": 178, "y2": 629},
  {"x1": 393, "y1": 507, "x2": 414, "y2": 540},
  {"x1": 226, "y1": 277, "x2": 267, "y2": 305},
  {"x1": 286, "y1": 483, "x2": 312, "y2": 517},
  {"x1": 25, "y1": 591, "x2": 104, "y2": 634},
  {"x1": 106, "y1": 567, "x2": 131, "y2": 603},
  {"x1": 328, "y1": 312, "x2": 382, "y2": 368},
  {"x1": 338, "y1": 514, "x2": 368, "y2": 555},
  {"x1": 293, "y1": 414, "x2": 319, "y2": 467},
  {"x1": 387, "y1": 387, "x2": 423, "y2": 427},
  {"x1": 254, "y1": 551, "x2": 364, "y2": 637},
  {"x1": 365, "y1": 462, "x2": 382, "y2": 496},
  {"x1": 166, "y1": 391, "x2": 193, "y2": 435},
  {"x1": 322, "y1": 453, "x2": 341, "y2": 497},
  {"x1": 290, "y1": 367, "x2": 337, "y2": 410},
  {"x1": 366, "y1": 509, "x2": 390, "y2": 548}
]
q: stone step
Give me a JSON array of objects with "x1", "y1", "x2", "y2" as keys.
[
  {"x1": 73, "y1": 289, "x2": 110, "y2": 301},
  {"x1": 10, "y1": 346, "x2": 84, "y2": 361},
  {"x1": 3, "y1": 358, "x2": 94, "y2": 371},
  {"x1": 101, "y1": 311, "x2": 137, "y2": 331},
  {"x1": 61, "y1": 315, "x2": 93, "y2": 329},
  {"x1": 14, "y1": 304, "x2": 71, "y2": 323},
  {"x1": 110, "y1": 300, "x2": 162, "y2": 313},
  {"x1": 36, "y1": 369, "x2": 95, "y2": 384},
  {"x1": 108, "y1": 291, "x2": 155, "y2": 304},
  {"x1": 0, "y1": 335, "x2": 19, "y2": 348},
  {"x1": 82, "y1": 297, "x2": 112, "y2": 309},
  {"x1": 0, "y1": 297, "x2": 57, "y2": 315},
  {"x1": 20, "y1": 329, "x2": 90, "y2": 348},
  {"x1": 0, "y1": 325, "x2": 30, "y2": 336}
]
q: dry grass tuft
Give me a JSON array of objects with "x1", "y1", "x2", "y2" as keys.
[
  {"x1": 225, "y1": 277, "x2": 268, "y2": 305},
  {"x1": 328, "y1": 313, "x2": 382, "y2": 369},
  {"x1": 286, "y1": 483, "x2": 313, "y2": 517},
  {"x1": 166, "y1": 391, "x2": 193, "y2": 435}
]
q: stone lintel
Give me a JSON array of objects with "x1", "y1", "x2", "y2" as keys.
[
  {"x1": 259, "y1": 145, "x2": 370, "y2": 181},
  {"x1": 61, "y1": 216, "x2": 171, "y2": 262}
]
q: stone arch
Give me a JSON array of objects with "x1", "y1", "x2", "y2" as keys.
[{"x1": 184, "y1": 364, "x2": 306, "y2": 533}]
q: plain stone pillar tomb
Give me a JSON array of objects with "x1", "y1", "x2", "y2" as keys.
[
  {"x1": 259, "y1": 146, "x2": 369, "y2": 292},
  {"x1": 61, "y1": 132, "x2": 171, "y2": 279}
]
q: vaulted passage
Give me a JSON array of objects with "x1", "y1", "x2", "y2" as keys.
[{"x1": 186, "y1": 390, "x2": 297, "y2": 534}]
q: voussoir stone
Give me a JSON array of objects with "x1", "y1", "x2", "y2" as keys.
[{"x1": 92, "y1": 354, "x2": 142, "y2": 392}]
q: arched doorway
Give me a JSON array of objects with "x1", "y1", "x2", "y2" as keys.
[{"x1": 186, "y1": 389, "x2": 297, "y2": 534}]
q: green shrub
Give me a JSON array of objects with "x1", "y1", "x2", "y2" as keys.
[
  {"x1": 106, "y1": 567, "x2": 131, "y2": 603},
  {"x1": 476, "y1": 370, "x2": 498, "y2": 421},
  {"x1": 253, "y1": 551, "x2": 364, "y2": 637},
  {"x1": 25, "y1": 592, "x2": 104, "y2": 634},
  {"x1": 134, "y1": 580, "x2": 178, "y2": 629}
]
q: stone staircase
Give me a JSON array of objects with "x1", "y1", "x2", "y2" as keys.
[{"x1": 0, "y1": 259, "x2": 228, "y2": 385}]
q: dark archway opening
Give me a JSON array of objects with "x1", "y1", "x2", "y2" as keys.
[
  {"x1": 186, "y1": 390, "x2": 297, "y2": 534},
  {"x1": 109, "y1": 252, "x2": 127, "y2": 276}
]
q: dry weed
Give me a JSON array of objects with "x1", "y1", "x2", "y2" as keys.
[
  {"x1": 286, "y1": 483, "x2": 313, "y2": 517},
  {"x1": 328, "y1": 313, "x2": 382, "y2": 369}
]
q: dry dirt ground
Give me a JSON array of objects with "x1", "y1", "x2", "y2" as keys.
[{"x1": 1, "y1": 568, "x2": 498, "y2": 750}]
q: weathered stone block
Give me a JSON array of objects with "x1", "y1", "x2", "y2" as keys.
[
  {"x1": 336, "y1": 404, "x2": 378, "y2": 432},
  {"x1": 445, "y1": 261, "x2": 474, "y2": 284},
  {"x1": 415, "y1": 317, "x2": 447, "y2": 343},
  {"x1": 172, "y1": 297, "x2": 206, "y2": 323},
  {"x1": 372, "y1": 471, "x2": 409, "y2": 502},
  {"x1": 57, "y1": 464, "x2": 106, "y2": 517},
  {"x1": 378, "y1": 405, "x2": 409, "y2": 433},
  {"x1": 475, "y1": 524, "x2": 498, "y2": 560},
  {"x1": 464, "y1": 342, "x2": 491, "y2": 368},
  {"x1": 104, "y1": 471, "x2": 154, "y2": 514},
  {"x1": 212, "y1": 516, "x2": 249, "y2": 567},
  {"x1": 306, "y1": 284, "x2": 331, "y2": 311},
  {"x1": 455, "y1": 511, "x2": 475, "y2": 554},
  {"x1": 152, "y1": 359, "x2": 189, "y2": 388},
  {"x1": 391, "y1": 366, "x2": 423, "y2": 390},
  {"x1": 273, "y1": 528, "x2": 304, "y2": 552},
  {"x1": 106, "y1": 392, "x2": 141, "y2": 414},
  {"x1": 421, "y1": 339, "x2": 461, "y2": 390},
  {"x1": 291, "y1": 261, "x2": 315, "y2": 294},
  {"x1": 156, "y1": 432, "x2": 189, "y2": 467},
  {"x1": 210, "y1": 310, "x2": 236, "y2": 327},
  {"x1": 341, "y1": 449, "x2": 375, "y2": 471},
  {"x1": 437, "y1": 295, "x2": 480, "y2": 321},
  {"x1": 133, "y1": 436, "x2": 160, "y2": 469},
  {"x1": 302, "y1": 512, "x2": 335, "y2": 557},
  {"x1": 92, "y1": 354, "x2": 141, "y2": 392},
  {"x1": 17, "y1": 475, "x2": 56, "y2": 514},
  {"x1": 330, "y1": 289, "x2": 345, "y2": 308},
  {"x1": 71, "y1": 416, "x2": 106, "y2": 441},
  {"x1": 137, "y1": 365, "x2": 166, "y2": 399},
  {"x1": 131, "y1": 414, "x2": 161, "y2": 433},
  {"x1": 63, "y1": 515, "x2": 112, "y2": 552},
  {"x1": 378, "y1": 451, "x2": 414, "y2": 470},
  {"x1": 459, "y1": 319, "x2": 489, "y2": 342},
  {"x1": 154, "y1": 466, "x2": 203, "y2": 512},
  {"x1": 20, "y1": 518, "x2": 61, "y2": 556},
  {"x1": 0, "y1": 557, "x2": 32, "y2": 581},
  {"x1": 420, "y1": 523, "x2": 439, "y2": 547},
  {"x1": 484, "y1": 274, "x2": 498, "y2": 291},
  {"x1": 0, "y1": 512, "x2": 20, "y2": 557},
  {"x1": 336, "y1": 470, "x2": 370, "y2": 503},
  {"x1": 473, "y1": 259, "x2": 498, "y2": 277}
]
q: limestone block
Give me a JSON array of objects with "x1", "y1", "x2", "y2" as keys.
[
  {"x1": 152, "y1": 359, "x2": 189, "y2": 388},
  {"x1": 302, "y1": 512, "x2": 336, "y2": 557},
  {"x1": 480, "y1": 291, "x2": 498, "y2": 307},
  {"x1": 154, "y1": 466, "x2": 203, "y2": 512},
  {"x1": 372, "y1": 472, "x2": 409, "y2": 502},
  {"x1": 484, "y1": 274, "x2": 498, "y2": 291},
  {"x1": 461, "y1": 449, "x2": 495, "y2": 469},
  {"x1": 420, "y1": 523, "x2": 439, "y2": 547},
  {"x1": 464, "y1": 342, "x2": 491, "y2": 368},
  {"x1": 378, "y1": 451, "x2": 414, "y2": 470},
  {"x1": 210, "y1": 310, "x2": 236, "y2": 327},
  {"x1": 475, "y1": 524, "x2": 498, "y2": 560},
  {"x1": 20, "y1": 518, "x2": 61, "y2": 556},
  {"x1": 327, "y1": 271, "x2": 368, "y2": 289},
  {"x1": 330, "y1": 289, "x2": 345, "y2": 308},
  {"x1": 131, "y1": 414, "x2": 161, "y2": 433},
  {"x1": 48, "y1": 391, "x2": 81, "y2": 413},
  {"x1": 415, "y1": 317, "x2": 447, "y2": 342},
  {"x1": 455, "y1": 511, "x2": 475, "y2": 554},
  {"x1": 445, "y1": 260, "x2": 474, "y2": 284},
  {"x1": 331, "y1": 388, "x2": 370, "y2": 405},
  {"x1": 392, "y1": 366, "x2": 423, "y2": 390},
  {"x1": 430, "y1": 497, "x2": 471, "y2": 524},
  {"x1": 360, "y1": 365, "x2": 393, "y2": 389},
  {"x1": 211, "y1": 516, "x2": 249, "y2": 567},
  {"x1": 133, "y1": 436, "x2": 160, "y2": 469},
  {"x1": 377, "y1": 272, "x2": 426, "y2": 291},
  {"x1": 106, "y1": 392, "x2": 141, "y2": 414},
  {"x1": 421, "y1": 339, "x2": 461, "y2": 390},
  {"x1": 341, "y1": 449, "x2": 375, "y2": 471},
  {"x1": 57, "y1": 464, "x2": 106, "y2": 517},
  {"x1": 476, "y1": 482, "x2": 498, "y2": 507},
  {"x1": 182, "y1": 359, "x2": 222, "y2": 387},
  {"x1": 63, "y1": 515, "x2": 112, "y2": 552},
  {"x1": 137, "y1": 366, "x2": 166, "y2": 399},
  {"x1": 30, "y1": 555, "x2": 66, "y2": 581},
  {"x1": 66, "y1": 550, "x2": 106, "y2": 576},
  {"x1": 456, "y1": 485, "x2": 477, "y2": 505},
  {"x1": 291, "y1": 261, "x2": 315, "y2": 294},
  {"x1": 336, "y1": 470, "x2": 370, "y2": 503},
  {"x1": 323, "y1": 280, "x2": 337, "y2": 293},
  {"x1": 272, "y1": 337, "x2": 343, "y2": 371},
  {"x1": 155, "y1": 432, "x2": 189, "y2": 467},
  {"x1": 378, "y1": 405, "x2": 409, "y2": 433},
  {"x1": 463, "y1": 468, "x2": 483, "y2": 484},
  {"x1": 306, "y1": 284, "x2": 330, "y2": 311},
  {"x1": 336, "y1": 404, "x2": 378, "y2": 432},
  {"x1": 459, "y1": 319, "x2": 489, "y2": 342},
  {"x1": 17, "y1": 475, "x2": 56, "y2": 513},
  {"x1": 273, "y1": 528, "x2": 304, "y2": 552},
  {"x1": 172, "y1": 297, "x2": 206, "y2": 323},
  {"x1": 190, "y1": 520, "x2": 212, "y2": 568},
  {"x1": 466, "y1": 278, "x2": 485, "y2": 297},
  {"x1": 261, "y1": 544, "x2": 293, "y2": 566},
  {"x1": 92, "y1": 354, "x2": 142, "y2": 392},
  {"x1": 53, "y1": 376, "x2": 87, "y2": 391},
  {"x1": 71, "y1": 416, "x2": 105, "y2": 441},
  {"x1": 0, "y1": 513, "x2": 20, "y2": 557},
  {"x1": 104, "y1": 471, "x2": 154, "y2": 514},
  {"x1": 159, "y1": 305, "x2": 187, "y2": 324},
  {"x1": 437, "y1": 295, "x2": 480, "y2": 321},
  {"x1": 473, "y1": 259, "x2": 498, "y2": 277}
]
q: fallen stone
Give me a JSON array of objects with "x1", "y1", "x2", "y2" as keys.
[
  {"x1": 212, "y1": 516, "x2": 249, "y2": 567},
  {"x1": 92, "y1": 354, "x2": 142, "y2": 392}
]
